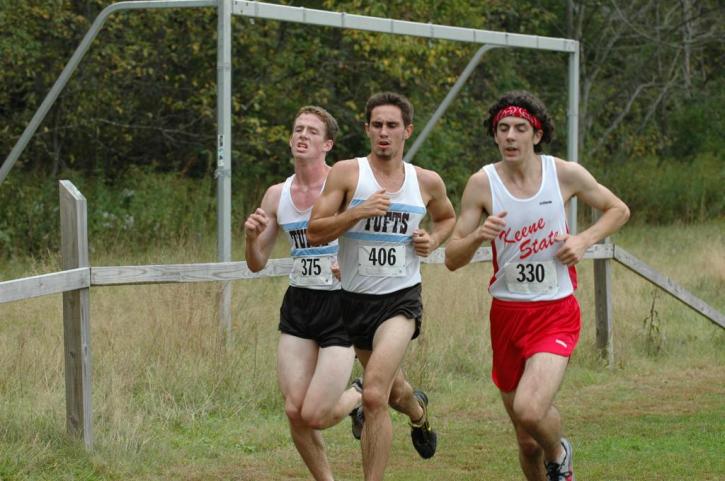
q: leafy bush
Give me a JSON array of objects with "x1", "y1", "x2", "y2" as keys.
[
  {"x1": 592, "y1": 153, "x2": 724, "y2": 224},
  {"x1": 2, "y1": 151, "x2": 722, "y2": 260},
  {"x1": 0, "y1": 174, "x2": 60, "y2": 258},
  {"x1": 0, "y1": 168, "x2": 216, "y2": 260}
]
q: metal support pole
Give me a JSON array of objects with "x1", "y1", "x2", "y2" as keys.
[
  {"x1": 59, "y1": 180, "x2": 93, "y2": 450},
  {"x1": 217, "y1": 0, "x2": 233, "y2": 342},
  {"x1": 0, "y1": 0, "x2": 216, "y2": 185},
  {"x1": 404, "y1": 45, "x2": 497, "y2": 163},
  {"x1": 566, "y1": 45, "x2": 580, "y2": 233}
]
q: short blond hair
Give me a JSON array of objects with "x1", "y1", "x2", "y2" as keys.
[{"x1": 294, "y1": 105, "x2": 339, "y2": 141}]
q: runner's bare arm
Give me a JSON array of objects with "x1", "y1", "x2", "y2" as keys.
[
  {"x1": 555, "y1": 159, "x2": 630, "y2": 265},
  {"x1": 307, "y1": 160, "x2": 390, "y2": 245},
  {"x1": 413, "y1": 168, "x2": 455, "y2": 257},
  {"x1": 445, "y1": 171, "x2": 507, "y2": 271},
  {"x1": 244, "y1": 184, "x2": 281, "y2": 272}
]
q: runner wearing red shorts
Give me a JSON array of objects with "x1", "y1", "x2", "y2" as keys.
[{"x1": 445, "y1": 91, "x2": 629, "y2": 481}]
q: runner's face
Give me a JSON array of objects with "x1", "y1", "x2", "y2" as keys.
[
  {"x1": 365, "y1": 105, "x2": 413, "y2": 161},
  {"x1": 289, "y1": 113, "x2": 332, "y2": 161},
  {"x1": 493, "y1": 116, "x2": 543, "y2": 163}
]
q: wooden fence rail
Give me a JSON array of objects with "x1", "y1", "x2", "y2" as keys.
[
  {"x1": 0, "y1": 244, "x2": 612, "y2": 290},
  {"x1": 0, "y1": 267, "x2": 89, "y2": 303},
  {"x1": 0, "y1": 180, "x2": 722, "y2": 451},
  {"x1": 613, "y1": 246, "x2": 724, "y2": 328}
]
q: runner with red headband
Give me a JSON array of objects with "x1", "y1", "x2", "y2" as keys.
[{"x1": 445, "y1": 90, "x2": 630, "y2": 481}]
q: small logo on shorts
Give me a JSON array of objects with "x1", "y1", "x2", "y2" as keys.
[{"x1": 555, "y1": 339, "x2": 568, "y2": 348}]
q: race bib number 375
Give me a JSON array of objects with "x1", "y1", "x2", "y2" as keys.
[
  {"x1": 290, "y1": 256, "x2": 334, "y2": 286},
  {"x1": 358, "y1": 245, "x2": 406, "y2": 277},
  {"x1": 503, "y1": 260, "x2": 558, "y2": 295}
]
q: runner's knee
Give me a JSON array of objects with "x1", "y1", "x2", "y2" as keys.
[
  {"x1": 284, "y1": 398, "x2": 304, "y2": 425},
  {"x1": 387, "y1": 377, "x2": 412, "y2": 411},
  {"x1": 300, "y1": 403, "x2": 334, "y2": 430},
  {"x1": 301, "y1": 410, "x2": 329, "y2": 430},
  {"x1": 362, "y1": 384, "x2": 389, "y2": 413},
  {"x1": 512, "y1": 399, "x2": 549, "y2": 429},
  {"x1": 517, "y1": 435, "x2": 543, "y2": 459}
]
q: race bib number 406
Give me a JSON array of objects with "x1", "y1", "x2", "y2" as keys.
[
  {"x1": 503, "y1": 260, "x2": 558, "y2": 295},
  {"x1": 358, "y1": 245, "x2": 406, "y2": 277},
  {"x1": 290, "y1": 256, "x2": 334, "y2": 286}
]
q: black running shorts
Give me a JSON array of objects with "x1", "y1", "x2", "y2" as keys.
[
  {"x1": 341, "y1": 283, "x2": 423, "y2": 351},
  {"x1": 279, "y1": 286, "x2": 351, "y2": 348}
]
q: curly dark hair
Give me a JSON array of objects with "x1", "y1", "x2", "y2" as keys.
[
  {"x1": 365, "y1": 92, "x2": 414, "y2": 127},
  {"x1": 484, "y1": 90, "x2": 554, "y2": 153}
]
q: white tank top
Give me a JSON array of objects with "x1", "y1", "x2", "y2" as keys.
[
  {"x1": 485, "y1": 155, "x2": 577, "y2": 301},
  {"x1": 338, "y1": 157, "x2": 426, "y2": 294},
  {"x1": 277, "y1": 175, "x2": 340, "y2": 291}
]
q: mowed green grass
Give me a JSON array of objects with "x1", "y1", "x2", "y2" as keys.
[{"x1": 0, "y1": 221, "x2": 723, "y2": 480}]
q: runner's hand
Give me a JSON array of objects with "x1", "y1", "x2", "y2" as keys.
[
  {"x1": 413, "y1": 229, "x2": 436, "y2": 257},
  {"x1": 554, "y1": 233, "x2": 588, "y2": 266},
  {"x1": 355, "y1": 189, "x2": 390, "y2": 219},
  {"x1": 331, "y1": 260, "x2": 341, "y2": 281},
  {"x1": 244, "y1": 208, "x2": 269, "y2": 241},
  {"x1": 475, "y1": 211, "x2": 507, "y2": 242}
]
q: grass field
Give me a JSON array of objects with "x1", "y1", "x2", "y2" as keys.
[{"x1": 1, "y1": 221, "x2": 723, "y2": 480}]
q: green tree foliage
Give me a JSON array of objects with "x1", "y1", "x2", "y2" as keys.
[
  {"x1": 1, "y1": 1, "x2": 220, "y2": 177},
  {"x1": 0, "y1": 0, "x2": 722, "y2": 258}
]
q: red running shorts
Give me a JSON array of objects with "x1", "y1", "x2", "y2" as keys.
[{"x1": 489, "y1": 295, "x2": 581, "y2": 392}]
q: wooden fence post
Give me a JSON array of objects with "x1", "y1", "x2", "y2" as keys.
[
  {"x1": 59, "y1": 180, "x2": 93, "y2": 450},
  {"x1": 592, "y1": 209, "x2": 614, "y2": 366}
]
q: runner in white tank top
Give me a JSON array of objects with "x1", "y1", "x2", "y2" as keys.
[
  {"x1": 485, "y1": 155, "x2": 577, "y2": 302},
  {"x1": 338, "y1": 157, "x2": 426, "y2": 294},
  {"x1": 308, "y1": 93, "x2": 456, "y2": 479},
  {"x1": 278, "y1": 174, "x2": 340, "y2": 290},
  {"x1": 445, "y1": 91, "x2": 629, "y2": 481},
  {"x1": 243, "y1": 106, "x2": 362, "y2": 481}
]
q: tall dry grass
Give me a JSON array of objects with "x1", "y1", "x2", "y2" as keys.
[{"x1": 0, "y1": 221, "x2": 723, "y2": 476}]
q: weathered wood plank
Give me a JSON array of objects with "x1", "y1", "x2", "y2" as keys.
[
  {"x1": 614, "y1": 245, "x2": 724, "y2": 329},
  {"x1": 591, "y1": 207, "x2": 614, "y2": 364},
  {"x1": 59, "y1": 180, "x2": 93, "y2": 451},
  {"x1": 3, "y1": 247, "x2": 610, "y2": 295},
  {"x1": 0, "y1": 268, "x2": 90, "y2": 304},
  {"x1": 470, "y1": 247, "x2": 494, "y2": 263},
  {"x1": 583, "y1": 243, "x2": 615, "y2": 260},
  {"x1": 91, "y1": 244, "x2": 614, "y2": 285},
  {"x1": 91, "y1": 258, "x2": 294, "y2": 285},
  {"x1": 594, "y1": 254, "x2": 614, "y2": 364}
]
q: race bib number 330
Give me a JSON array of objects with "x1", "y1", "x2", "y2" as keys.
[
  {"x1": 358, "y1": 245, "x2": 406, "y2": 277},
  {"x1": 503, "y1": 261, "x2": 558, "y2": 295}
]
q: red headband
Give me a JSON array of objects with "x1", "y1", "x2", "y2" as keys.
[{"x1": 492, "y1": 105, "x2": 542, "y2": 130}]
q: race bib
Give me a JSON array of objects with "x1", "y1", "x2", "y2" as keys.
[
  {"x1": 358, "y1": 245, "x2": 406, "y2": 277},
  {"x1": 290, "y1": 256, "x2": 334, "y2": 286},
  {"x1": 503, "y1": 260, "x2": 558, "y2": 294}
]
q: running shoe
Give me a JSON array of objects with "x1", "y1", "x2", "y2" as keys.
[
  {"x1": 545, "y1": 437, "x2": 575, "y2": 481},
  {"x1": 349, "y1": 377, "x2": 364, "y2": 440},
  {"x1": 409, "y1": 389, "x2": 437, "y2": 459}
]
